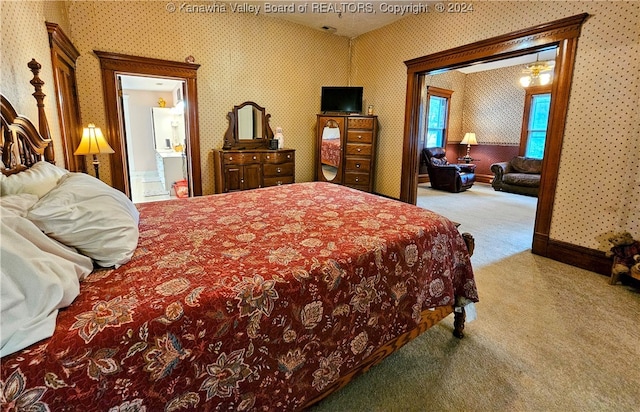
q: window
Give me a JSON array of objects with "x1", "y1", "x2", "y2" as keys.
[
  {"x1": 520, "y1": 86, "x2": 551, "y2": 159},
  {"x1": 419, "y1": 86, "x2": 453, "y2": 148}
]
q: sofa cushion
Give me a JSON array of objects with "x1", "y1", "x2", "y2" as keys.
[
  {"x1": 503, "y1": 172, "x2": 540, "y2": 187},
  {"x1": 510, "y1": 157, "x2": 542, "y2": 174}
]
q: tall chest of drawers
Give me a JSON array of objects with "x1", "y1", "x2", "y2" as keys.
[
  {"x1": 213, "y1": 148, "x2": 295, "y2": 193},
  {"x1": 316, "y1": 114, "x2": 378, "y2": 193}
]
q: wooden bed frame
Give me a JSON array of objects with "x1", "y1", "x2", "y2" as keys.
[
  {"x1": 1, "y1": 59, "x2": 55, "y2": 176},
  {"x1": 1, "y1": 59, "x2": 471, "y2": 409}
]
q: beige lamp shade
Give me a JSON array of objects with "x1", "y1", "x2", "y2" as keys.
[
  {"x1": 74, "y1": 124, "x2": 114, "y2": 155},
  {"x1": 460, "y1": 132, "x2": 478, "y2": 146}
]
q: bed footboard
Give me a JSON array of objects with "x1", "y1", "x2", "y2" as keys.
[{"x1": 301, "y1": 305, "x2": 455, "y2": 409}]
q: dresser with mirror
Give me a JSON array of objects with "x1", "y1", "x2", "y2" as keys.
[
  {"x1": 316, "y1": 114, "x2": 378, "y2": 193},
  {"x1": 213, "y1": 102, "x2": 295, "y2": 193}
]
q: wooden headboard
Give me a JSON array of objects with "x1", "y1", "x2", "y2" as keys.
[{"x1": 1, "y1": 59, "x2": 55, "y2": 176}]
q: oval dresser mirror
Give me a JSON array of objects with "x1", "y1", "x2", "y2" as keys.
[{"x1": 320, "y1": 119, "x2": 341, "y2": 181}]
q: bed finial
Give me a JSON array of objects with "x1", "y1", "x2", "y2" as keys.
[{"x1": 27, "y1": 58, "x2": 55, "y2": 164}]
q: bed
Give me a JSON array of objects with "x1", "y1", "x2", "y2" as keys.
[
  {"x1": 320, "y1": 125, "x2": 341, "y2": 168},
  {"x1": 1, "y1": 61, "x2": 478, "y2": 411}
]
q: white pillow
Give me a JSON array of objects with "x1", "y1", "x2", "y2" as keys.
[
  {"x1": 0, "y1": 161, "x2": 68, "y2": 198},
  {"x1": 0, "y1": 193, "x2": 39, "y2": 217},
  {"x1": 1, "y1": 212, "x2": 93, "y2": 357},
  {"x1": 27, "y1": 173, "x2": 140, "y2": 268}
]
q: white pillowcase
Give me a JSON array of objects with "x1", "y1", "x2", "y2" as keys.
[
  {"x1": 0, "y1": 161, "x2": 69, "y2": 198},
  {"x1": 0, "y1": 208, "x2": 93, "y2": 357},
  {"x1": 27, "y1": 172, "x2": 140, "y2": 268}
]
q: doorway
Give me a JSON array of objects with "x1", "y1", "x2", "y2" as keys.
[
  {"x1": 95, "y1": 51, "x2": 202, "y2": 198},
  {"x1": 120, "y1": 75, "x2": 188, "y2": 203},
  {"x1": 400, "y1": 14, "x2": 588, "y2": 258}
]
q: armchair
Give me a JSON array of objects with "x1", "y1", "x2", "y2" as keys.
[{"x1": 422, "y1": 147, "x2": 476, "y2": 193}]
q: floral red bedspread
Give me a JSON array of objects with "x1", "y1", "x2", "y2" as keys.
[
  {"x1": 321, "y1": 138, "x2": 341, "y2": 167},
  {"x1": 1, "y1": 182, "x2": 477, "y2": 411}
]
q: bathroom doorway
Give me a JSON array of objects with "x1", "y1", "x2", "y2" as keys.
[
  {"x1": 94, "y1": 51, "x2": 202, "y2": 198},
  {"x1": 120, "y1": 75, "x2": 188, "y2": 203}
]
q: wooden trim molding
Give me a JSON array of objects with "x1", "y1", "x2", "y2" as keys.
[
  {"x1": 519, "y1": 84, "x2": 552, "y2": 156},
  {"x1": 94, "y1": 51, "x2": 202, "y2": 197},
  {"x1": 544, "y1": 237, "x2": 611, "y2": 276},
  {"x1": 401, "y1": 13, "x2": 589, "y2": 260},
  {"x1": 46, "y1": 22, "x2": 84, "y2": 173}
]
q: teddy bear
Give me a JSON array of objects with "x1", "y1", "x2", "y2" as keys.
[
  {"x1": 606, "y1": 232, "x2": 640, "y2": 284},
  {"x1": 630, "y1": 255, "x2": 640, "y2": 279}
]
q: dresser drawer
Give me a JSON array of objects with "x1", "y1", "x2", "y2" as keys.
[
  {"x1": 262, "y1": 151, "x2": 294, "y2": 164},
  {"x1": 222, "y1": 152, "x2": 260, "y2": 165},
  {"x1": 344, "y1": 172, "x2": 370, "y2": 186},
  {"x1": 263, "y1": 176, "x2": 294, "y2": 187},
  {"x1": 344, "y1": 158, "x2": 370, "y2": 172},
  {"x1": 347, "y1": 117, "x2": 374, "y2": 130},
  {"x1": 263, "y1": 162, "x2": 294, "y2": 177},
  {"x1": 347, "y1": 130, "x2": 373, "y2": 143},
  {"x1": 345, "y1": 143, "x2": 372, "y2": 156}
]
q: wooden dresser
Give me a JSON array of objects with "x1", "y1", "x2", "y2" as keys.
[
  {"x1": 213, "y1": 148, "x2": 295, "y2": 193},
  {"x1": 316, "y1": 114, "x2": 378, "y2": 192}
]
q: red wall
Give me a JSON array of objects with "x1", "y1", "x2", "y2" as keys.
[{"x1": 446, "y1": 143, "x2": 519, "y2": 183}]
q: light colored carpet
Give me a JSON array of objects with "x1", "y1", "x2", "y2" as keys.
[{"x1": 310, "y1": 183, "x2": 640, "y2": 411}]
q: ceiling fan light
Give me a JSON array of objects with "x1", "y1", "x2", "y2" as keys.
[
  {"x1": 539, "y1": 73, "x2": 552, "y2": 85},
  {"x1": 520, "y1": 75, "x2": 532, "y2": 87}
]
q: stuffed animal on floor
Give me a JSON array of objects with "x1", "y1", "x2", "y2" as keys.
[
  {"x1": 606, "y1": 232, "x2": 640, "y2": 284},
  {"x1": 630, "y1": 255, "x2": 640, "y2": 279}
]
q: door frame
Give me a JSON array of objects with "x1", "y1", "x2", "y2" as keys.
[
  {"x1": 400, "y1": 13, "x2": 589, "y2": 256},
  {"x1": 94, "y1": 51, "x2": 202, "y2": 197},
  {"x1": 46, "y1": 22, "x2": 84, "y2": 173}
]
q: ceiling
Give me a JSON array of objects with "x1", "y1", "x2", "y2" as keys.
[
  {"x1": 120, "y1": 75, "x2": 183, "y2": 92},
  {"x1": 263, "y1": 6, "x2": 407, "y2": 38},
  {"x1": 456, "y1": 49, "x2": 557, "y2": 74}
]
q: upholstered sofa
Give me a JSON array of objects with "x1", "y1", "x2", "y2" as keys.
[{"x1": 490, "y1": 156, "x2": 542, "y2": 197}]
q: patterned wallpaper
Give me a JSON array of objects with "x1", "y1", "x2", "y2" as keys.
[
  {"x1": 351, "y1": 1, "x2": 639, "y2": 250},
  {"x1": 462, "y1": 65, "x2": 526, "y2": 145},
  {"x1": 423, "y1": 64, "x2": 526, "y2": 146},
  {"x1": 65, "y1": 1, "x2": 349, "y2": 194},
  {"x1": 1, "y1": 1, "x2": 638, "y2": 252},
  {"x1": 422, "y1": 70, "x2": 466, "y2": 145},
  {"x1": 0, "y1": 1, "x2": 69, "y2": 166}
]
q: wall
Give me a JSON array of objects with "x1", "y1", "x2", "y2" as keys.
[
  {"x1": 2, "y1": 2, "x2": 638, "y2": 255},
  {"x1": 66, "y1": 1, "x2": 349, "y2": 194},
  {"x1": 0, "y1": 1, "x2": 70, "y2": 165},
  {"x1": 351, "y1": 1, "x2": 639, "y2": 251},
  {"x1": 124, "y1": 89, "x2": 174, "y2": 173},
  {"x1": 422, "y1": 70, "x2": 466, "y2": 145},
  {"x1": 462, "y1": 65, "x2": 526, "y2": 146}
]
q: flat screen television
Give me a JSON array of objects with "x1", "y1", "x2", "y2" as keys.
[{"x1": 321, "y1": 86, "x2": 363, "y2": 114}]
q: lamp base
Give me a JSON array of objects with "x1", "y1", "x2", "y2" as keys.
[{"x1": 92, "y1": 154, "x2": 100, "y2": 180}]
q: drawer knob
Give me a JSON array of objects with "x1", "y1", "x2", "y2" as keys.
[
  {"x1": 358, "y1": 135, "x2": 362, "y2": 139},
  {"x1": 355, "y1": 177, "x2": 359, "y2": 182},
  {"x1": 287, "y1": 154, "x2": 291, "y2": 159},
  {"x1": 357, "y1": 148, "x2": 362, "y2": 152},
  {"x1": 267, "y1": 155, "x2": 270, "y2": 159},
  {"x1": 253, "y1": 156, "x2": 257, "y2": 160},
  {"x1": 229, "y1": 157, "x2": 233, "y2": 160},
  {"x1": 276, "y1": 167, "x2": 281, "y2": 173},
  {"x1": 277, "y1": 181, "x2": 282, "y2": 185},
  {"x1": 356, "y1": 163, "x2": 361, "y2": 168}
]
